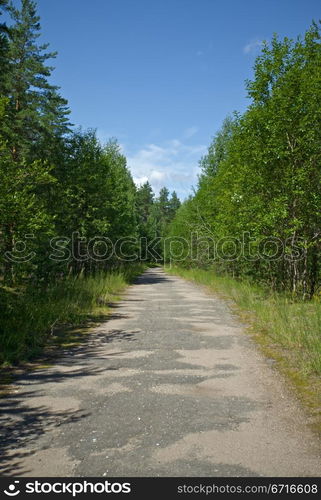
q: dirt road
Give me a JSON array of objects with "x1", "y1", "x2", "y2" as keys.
[{"x1": 1, "y1": 268, "x2": 320, "y2": 476}]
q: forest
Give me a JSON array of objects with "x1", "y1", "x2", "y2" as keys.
[
  {"x1": 1, "y1": 0, "x2": 321, "y2": 482},
  {"x1": 0, "y1": 0, "x2": 180, "y2": 364},
  {"x1": 0, "y1": 0, "x2": 320, "y2": 371},
  {"x1": 167, "y1": 23, "x2": 321, "y2": 300},
  {"x1": 165, "y1": 21, "x2": 321, "y2": 380}
]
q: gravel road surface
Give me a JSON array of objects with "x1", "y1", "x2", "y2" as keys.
[{"x1": 1, "y1": 268, "x2": 320, "y2": 476}]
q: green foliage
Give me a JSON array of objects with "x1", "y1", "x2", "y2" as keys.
[
  {"x1": 166, "y1": 266, "x2": 321, "y2": 377},
  {"x1": 134, "y1": 183, "x2": 181, "y2": 262},
  {"x1": 135, "y1": 181, "x2": 155, "y2": 240},
  {"x1": 168, "y1": 22, "x2": 321, "y2": 298},
  {"x1": 48, "y1": 132, "x2": 138, "y2": 275},
  {"x1": 0, "y1": 1, "x2": 175, "y2": 365},
  {"x1": 0, "y1": 1, "x2": 9, "y2": 87},
  {"x1": 199, "y1": 115, "x2": 238, "y2": 179},
  {"x1": 0, "y1": 263, "x2": 146, "y2": 365},
  {"x1": 1, "y1": 0, "x2": 70, "y2": 161}
]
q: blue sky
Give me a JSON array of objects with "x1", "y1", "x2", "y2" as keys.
[{"x1": 14, "y1": 0, "x2": 321, "y2": 197}]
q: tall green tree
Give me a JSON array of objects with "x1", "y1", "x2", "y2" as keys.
[
  {"x1": 168, "y1": 191, "x2": 181, "y2": 219},
  {"x1": 168, "y1": 22, "x2": 321, "y2": 297},
  {"x1": 0, "y1": 1, "x2": 9, "y2": 90},
  {"x1": 199, "y1": 115, "x2": 237, "y2": 180},
  {"x1": 1, "y1": 0, "x2": 69, "y2": 161},
  {"x1": 158, "y1": 187, "x2": 170, "y2": 221},
  {"x1": 50, "y1": 131, "x2": 138, "y2": 273},
  {"x1": 0, "y1": 0, "x2": 69, "y2": 283},
  {"x1": 135, "y1": 181, "x2": 155, "y2": 243}
]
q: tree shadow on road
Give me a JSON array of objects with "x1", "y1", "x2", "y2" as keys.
[
  {"x1": 0, "y1": 385, "x2": 90, "y2": 476},
  {"x1": 0, "y1": 326, "x2": 140, "y2": 476},
  {"x1": 0, "y1": 270, "x2": 166, "y2": 474},
  {"x1": 133, "y1": 270, "x2": 173, "y2": 285}
]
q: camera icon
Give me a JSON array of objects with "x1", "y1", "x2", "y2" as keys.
[{"x1": 4, "y1": 481, "x2": 20, "y2": 496}]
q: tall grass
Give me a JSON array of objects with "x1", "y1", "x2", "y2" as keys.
[
  {"x1": 166, "y1": 266, "x2": 321, "y2": 377},
  {"x1": 0, "y1": 263, "x2": 145, "y2": 366}
]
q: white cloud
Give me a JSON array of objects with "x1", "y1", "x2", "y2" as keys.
[
  {"x1": 150, "y1": 170, "x2": 166, "y2": 181},
  {"x1": 183, "y1": 126, "x2": 199, "y2": 139},
  {"x1": 243, "y1": 39, "x2": 263, "y2": 55},
  {"x1": 133, "y1": 175, "x2": 148, "y2": 186},
  {"x1": 126, "y1": 139, "x2": 207, "y2": 199},
  {"x1": 169, "y1": 139, "x2": 181, "y2": 149}
]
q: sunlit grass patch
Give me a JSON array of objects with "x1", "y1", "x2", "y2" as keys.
[
  {"x1": 166, "y1": 265, "x2": 321, "y2": 428},
  {"x1": 0, "y1": 263, "x2": 146, "y2": 366}
]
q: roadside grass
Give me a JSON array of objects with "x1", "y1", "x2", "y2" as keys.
[
  {"x1": 0, "y1": 263, "x2": 146, "y2": 367},
  {"x1": 166, "y1": 266, "x2": 321, "y2": 428}
]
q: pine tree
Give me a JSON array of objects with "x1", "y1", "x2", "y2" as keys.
[
  {"x1": 158, "y1": 187, "x2": 170, "y2": 221},
  {"x1": 1, "y1": 0, "x2": 70, "y2": 161},
  {"x1": 168, "y1": 191, "x2": 181, "y2": 220},
  {"x1": 0, "y1": 0, "x2": 68, "y2": 283},
  {"x1": 136, "y1": 181, "x2": 154, "y2": 239},
  {"x1": 135, "y1": 181, "x2": 155, "y2": 259},
  {"x1": 136, "y1": 181, "x2": 154, "y2": 225},
  {"x1": 0, "y1": 0, "x2": 9, "y2": 89}
]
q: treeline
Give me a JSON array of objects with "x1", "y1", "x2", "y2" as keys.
[
  {"x1": 0, "y1": 0, "x2": 180, "y2": 286},
  {"x1": 0, "y1": 0, "x2": 181, "y2": 363},
  {"x1": 168, "y1": 23, "x2": 321, "y2": 299}
]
